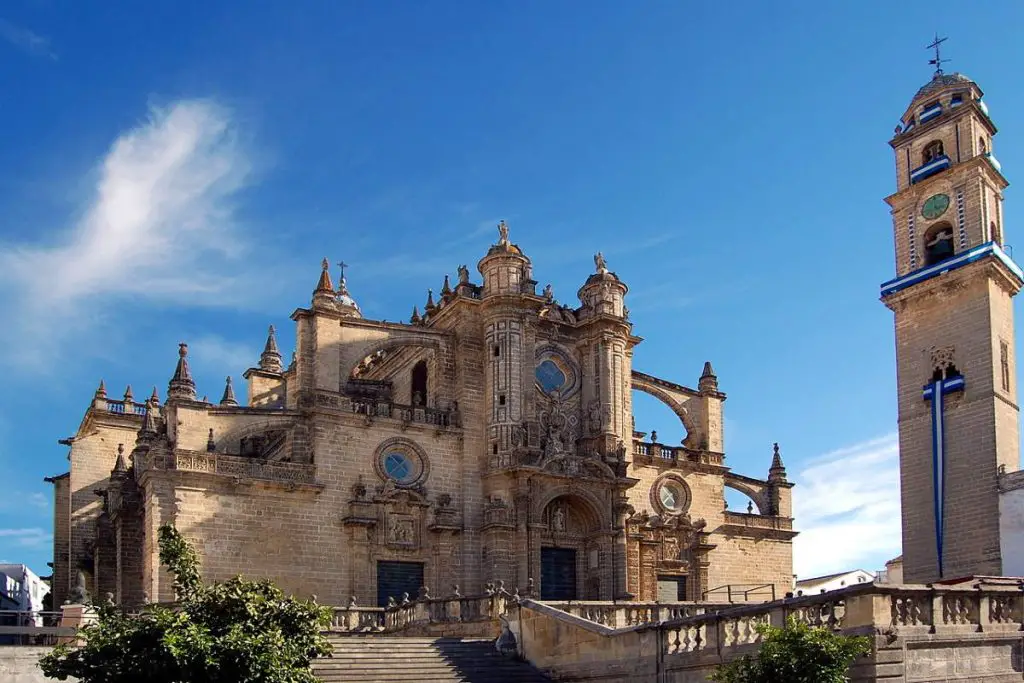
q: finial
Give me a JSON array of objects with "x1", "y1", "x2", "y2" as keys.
[
  {"x1": 314, "y1": 257, "x2": 334, "y2": 296},
  {"x1": 259, "y1": 325, "x2": 283, "y2": 373},
  {"x1": 220, "y1": 376, "x2": 238, "y2": 406},
  {"x1": 167, "y1": 343, "x2": 197, "y2": 401},
  {"x1": 112, "y1": 444, "x2": 127, "y2": 474},
  {"x1": 699, "y1": 361, "x2": 719, "y2": 393},
  {"x1": 207, "y1": 428, "x2": 216, "y2": 452},
  {"x1": 425, "y1": 289, "x2": 435, "y2": 311},
  {"x1": 747, "y1": 500, "x2": 754, "y2": 514},
  {"x1": 95, "y1": 379, "x2": 106, "y2": 398},
  {"x1": 201, "y1": 395, "x2": 209, "y2": 403},
  {"x1": 497, "y1": 220, "x2": 510, "y2": 245},
  {"x1": 410, "y1": 306, "x2": 422, "y2": 324},
  {"x1": 149, "y1": 386, "x2": 159, "y2": 404},
  {"x1": 336, "y1": 260, "x2": 351, "y2": 296},
  {"x1": 769, "y1": 442, "x2": 788, "y2": 482},
  {"x1": 927, "y1": 33, "x2": 949, "y2": 76},
  {"x1": 594, "y1": 252, "x2": 608, "y2": 273},
  {"x1": 123, "y1": 385, "x2": 134, "y2": 403},
  {"x1": 441, "y1": 274, "x2": 452, "y2": 296}
]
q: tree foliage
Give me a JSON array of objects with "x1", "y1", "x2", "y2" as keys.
[
  {"x1": 710, "y1": 617, "x2": 871, "y2": 683},
  {"x1": 40, "y1": 525, "x2": 333, "y2": 683}
]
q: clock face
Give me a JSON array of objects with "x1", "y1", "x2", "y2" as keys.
[{"x1": 922, "y1": 193, "x2": 951, "y2": 220}]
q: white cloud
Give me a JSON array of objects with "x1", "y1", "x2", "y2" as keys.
[
  {"x1": 0, "y1": 19, "x2": 57, "y2": 60},
  {"x1": 189, "y1": 335, "x2": 258, "y2": 374},
  {"x1": 0, "y1": 99, "x2": 253, "y2": 367},
  {"x1": 792, "y1": 433, "x2": 901, "y2": 579},
  {"x1": 0, "y1": 528, "x2": 52, "y2": 549}
]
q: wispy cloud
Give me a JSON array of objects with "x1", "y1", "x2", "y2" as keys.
[
  {"x1": 0, "y1": 491, "x2": 50, "y2": 513},
  {"x1": 0, "y1": 19, "x2": 57, "y2": 60},
  {"x1": 0, "y1": 99, "x2": 254, "y2": 368},
  {"x1": 792, "y1": 433, "x2": 901, "y2": 579},
  {"x1": 0, "y1": 528, "x2": 52, "y2": 549},
  {"x1": 189, "y1": 335, "x2": 258, "y2": 374}
]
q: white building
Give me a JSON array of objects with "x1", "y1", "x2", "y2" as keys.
[
  {"x1": 0, "y1": 564, "x2": 49, "y2": 618},
  {"x1": 795, "y1": 569, "x2": 874, "y2": 596}
]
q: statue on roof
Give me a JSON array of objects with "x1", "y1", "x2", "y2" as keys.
[
  {"x1": 457, "y1": 264, "x2": 469, "y2": 284},
  {"x1": 594, "y1": 252, "x2": 607, "y2": 273},
  {"x1": 497, "y1": 220, "x2": 510, "y2": 245}
]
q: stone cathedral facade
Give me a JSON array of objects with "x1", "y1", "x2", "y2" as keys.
[{"x1": 48, "y1": 226, "x2": 795, "y2": 608}]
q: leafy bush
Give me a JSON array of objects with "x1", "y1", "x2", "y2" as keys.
[
  {"x1": 710, "y1": 616, "x2": 870, "y2": 683},
  {"x1": 40, "y1": 525, "x2": 332, "y2": 683}
]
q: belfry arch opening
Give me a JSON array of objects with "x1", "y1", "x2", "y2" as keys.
[
  {"x1": 923, "y1": 222, "x2": 955, "y2": 266},
  {"x1": 923, "y1": 139, "x2": 945, "y2": 164}
]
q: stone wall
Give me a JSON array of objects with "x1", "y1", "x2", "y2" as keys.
[
  {"x1": 512, "y1": 583, "x2": 1024, "y2": 682},
  {"x1": 0, "y1": 647, "x2": 67, "y2": 683}
]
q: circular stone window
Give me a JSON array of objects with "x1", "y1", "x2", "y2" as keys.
[
  {"x1": 653, "y1": 475, "x2": 691, "y2": 516},
  {"x1": 373, "y1": 438, "x2": 428, "y2": 487}
]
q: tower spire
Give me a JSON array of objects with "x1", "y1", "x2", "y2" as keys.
[
  {"x1": 220, "y1": 376, "x2": 239, "y2": 406},
  {"x1": 768, "y1": 442, "x2": 787, "y2": 482},
  {"x1": 167, "y1": 343, "x2": 196, "y2": 401},
  {"x1": 259, "y1": 325, "x2": 283, "y2": 373},
  {"x1": 111, "y1": 444, "x2": 128, "y2": 476}
]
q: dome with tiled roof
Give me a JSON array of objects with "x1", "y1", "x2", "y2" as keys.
[{"x1": 912, "y1": 72, "x2": 975, "y2": 103}]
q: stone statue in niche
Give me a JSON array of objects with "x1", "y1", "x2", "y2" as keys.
[
  {"x1": 551, "y1": 506, "x2": 566, "y2": 533},
  {"x1": 664, "y1": 535, "x2": 680, "y2": 561}
]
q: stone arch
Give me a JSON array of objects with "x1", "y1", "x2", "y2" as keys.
[
  {"x1": 630, "y1": 374, "x2": 697, "y2": 444},
  {"x1": 211, "y1": 417, "x2": 297, "y2": 458},
  {"x1": 723, "y1": 475, "x2": 768, "y2": 514},
  {"x1": 533, "y1": 485, "x2": 609, "y2": 532},
  {"x1": 342, "y1": 330, "x2": 453, "y2": 389}
]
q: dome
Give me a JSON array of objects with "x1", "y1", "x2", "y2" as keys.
[{"x1": 911, "y1": 72, "x2": 975, "y2": 105}]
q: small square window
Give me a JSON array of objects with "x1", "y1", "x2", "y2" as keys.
[{"x1": 499, "y1": 395, "x2": 506, "y2": 405}]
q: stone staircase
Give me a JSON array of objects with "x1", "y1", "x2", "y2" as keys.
[{"x1": 314, "y1": 635, "x2": 550, "y2": 682}]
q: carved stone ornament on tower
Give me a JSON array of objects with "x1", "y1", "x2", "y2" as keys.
[
  {"x1": 930, "y1": 345, "x2": 957, "y2": 378},
  {"x1": 167, "y1": 343, "x2": 196, "y2": 401}
]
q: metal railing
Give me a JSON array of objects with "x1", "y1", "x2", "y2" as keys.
[
  {"x1": 0, "y1": 610, "x2": 74, "y2": 646},
  {"x1": 702, "y1": 583, "x2": 777, "y2": 603}
]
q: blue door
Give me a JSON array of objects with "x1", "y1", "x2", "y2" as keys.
[
  {"x1": 376, "y1": 561, "x2": 424, "y2": 607},
  {"x1": 541, "y1": 547, "x2": 577, "y2": 600}
]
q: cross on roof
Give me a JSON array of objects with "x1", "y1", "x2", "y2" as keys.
[
  {"x1": 337, "y1": 261, "x2": 349, "y2": 281},
  {"x1": 927, "y1": 33, "x2": 948, "y2": 76}
]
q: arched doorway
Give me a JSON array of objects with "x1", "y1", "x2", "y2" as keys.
[{"x1": 538, "y1": 494, "x2": 604, "y2": 600}]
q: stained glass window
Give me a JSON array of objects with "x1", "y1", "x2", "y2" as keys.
[
  {"x1": 384, "y1": 452, "x2": 414, "y2": 484},
  {"x1": 536, "y1": 359, "x2": 566, "y2": 394}
]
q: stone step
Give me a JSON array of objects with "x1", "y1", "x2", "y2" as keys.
[{"x1": 313, "y1": 636, "x2": 548, "y2": 682}]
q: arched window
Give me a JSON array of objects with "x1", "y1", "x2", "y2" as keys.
[
  {"x1": 992, "y1": 221, "x2": 1002, "y2": 246},
  {"x1": 923, "y1": 222, "x2": 955, "y2": 266},
  {"x1": 923, "y1": 140, "x2": 944, "y2": 164},
  {"x1": 411, "y1": 360, "x2": 428, "y2": 406},
  {"x1": 979, "y1": 137, "x2": 988, "y2": 154}
]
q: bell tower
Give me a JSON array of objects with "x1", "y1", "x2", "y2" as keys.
[{"x1": 881, "y1": 49, "x2": 1022, "y2": 582}]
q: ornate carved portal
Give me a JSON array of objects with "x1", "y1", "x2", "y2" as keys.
[
  {"x1": 534, "y1": 494, "x2": 608, "y2": 600},
  {"x1": 625, "y1": 510, "x2": 713, "y2": 601}
]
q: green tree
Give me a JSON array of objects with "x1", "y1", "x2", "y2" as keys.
[
  {"x1": 710, "y1": 616, "x2": 871, "y2": 683},
  {"x1": 40, "y1": 525, "x2": 332, "y2": 683}
]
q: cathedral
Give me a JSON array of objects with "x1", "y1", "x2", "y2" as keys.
[{"x1": 47, "y1": 225, "x2": 795, "y2": 608}]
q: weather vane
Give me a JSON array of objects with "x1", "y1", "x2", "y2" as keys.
[{"x1": 927, "y1": 33, "x2": 948, "y2": 76}]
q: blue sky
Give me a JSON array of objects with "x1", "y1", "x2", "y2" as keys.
[{"x1": 1, "y1": 1, "x2": 1022, "y2": 582}]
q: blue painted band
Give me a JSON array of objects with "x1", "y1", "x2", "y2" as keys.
[
  {"x1": 881, "y1": 242, "x2": 1024, "y2": 297},
  {"x1": 910, "y1": 155, "x2": 951, "y2": 183},
  {"x1": 920, "y1": 105, "x2": 943, "y2": 122}
]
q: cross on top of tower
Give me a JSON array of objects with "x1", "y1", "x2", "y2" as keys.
[
  {"x1": 336, "y1": 260, "x2": 349, "y2": 282},
  {"x1": 927, "y1": 33, "x2": 948, "y2": 76}
]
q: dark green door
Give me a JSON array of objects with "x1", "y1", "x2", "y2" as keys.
[
  {"x1": 657, "y1": 575, "x2": 688, "y2": 602},
  {"x1": 376, "y1": 561, "x2": 424, "y2": 607},
  {"x1": 541, "y1": 547, "x2": 577, "y2": 600}
]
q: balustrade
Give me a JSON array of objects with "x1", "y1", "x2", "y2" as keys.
[{"x1": 326, "y1": 586, "x2": 513, "y2": 634}]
